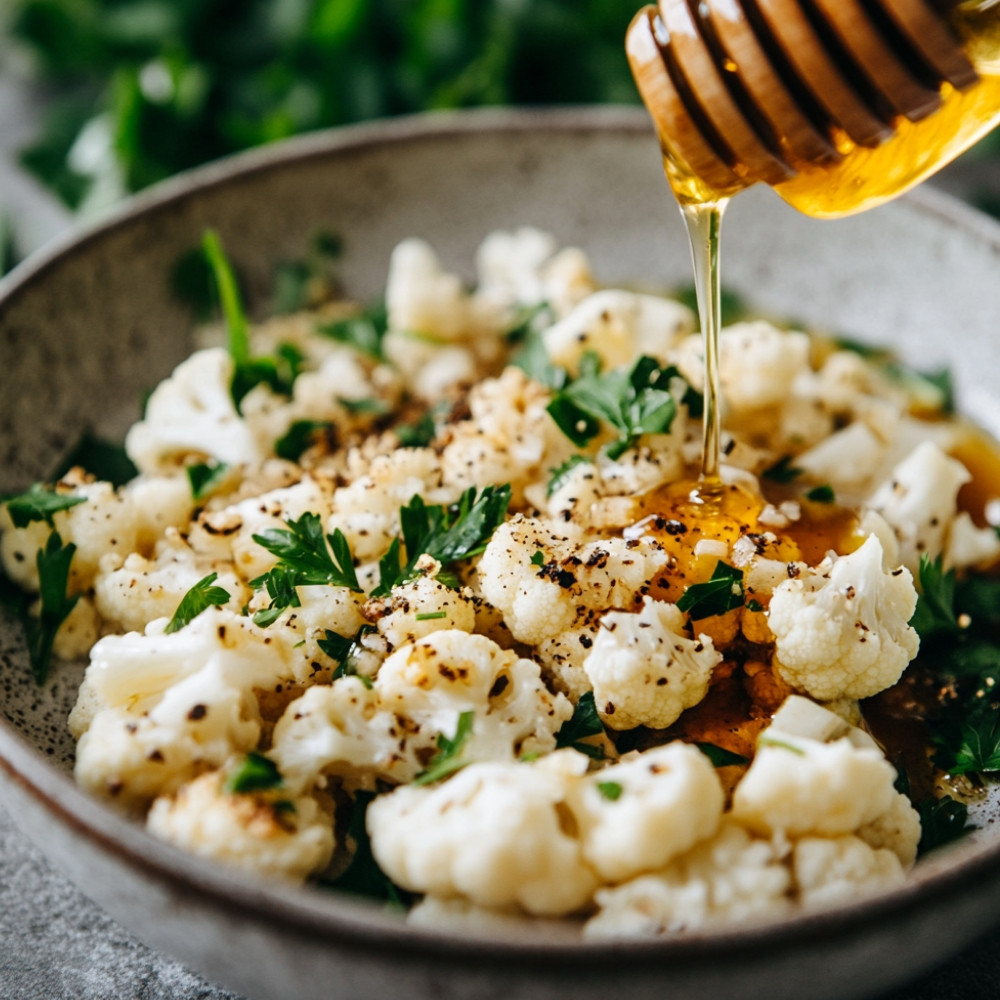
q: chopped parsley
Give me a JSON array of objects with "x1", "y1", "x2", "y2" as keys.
[
  {"x1": 165, "y1": 573, "x2": 231, "y2": 634},
  {"x1": 413, "y1": 711, "x2": 474, "y2": 786},
  {"x1": 4, "y1": 483, "x2": 87, "y2": 528},
  {"x1": 186, "y1": 460, "x2": 230, "y2": 502},
  {"x1": 695, "y1": 742, "x2": 750, "y2": 768},
  {"x1": 414, "y1": 610, "x2": 447, "y2": 621},
  {"x1": 25, "y1": 531, "x2": 80, "y2": 684},
  {"x1": 318, "y1": 626, "x2": 375, "y2": 686},
  {"x1": 762, "y1": 455, "x2": 802, "y2": 484},
  {"x1": 510, "y1": 309, "x2": 564, "y2": 390},
  {"x1": 917, "y1": 795, "x2": 974, "y2": 856},
  {"x1": 373, "y1": 484, "x2": 511, "y2": 596},
  {"x1": 947, "y1": 715, "x2": 1000, "y2": 775},
  {"x1": 555, "y1": 691, "x2": 605, "y2": 760},
  {"x1": 271, "y1": 229, "x2": 342, "y2": 314},
  {"x1": 676, "y1": 561, "x2": 744, "y2": 619},
  {"x1": 395, "y1": 411, "x2": 436, "y2": 448},
  {"x1": 274, "y1": 420, "x2": 334, "y2": 462},
  {"x1": 547, "y1": 355, "x2": 694, "y2": 460},
  {"x1": 757, "y1": 736, "x2": 806, "y2": 755},
  {"x1": 225, "y1": 751, "x2": 284, "y2": 794},
  {"x1": 252, "y1": 514, "x2": 362, "y2": 597},
  {"x1": 530, "y1": 550, "x2": 546, "y2": 568},
  {"x1": 546, "y1": 454, "x2": 592, "y2": 498},
  {"x1": 805, "y1": 484, "x2": 835, "y2": 504},
  {"x1": 318, "y1": 301, "x2": 388, "y2": 361},
  {"x1": 597, "y1": 780, "x2": 623, "y2": 801}
]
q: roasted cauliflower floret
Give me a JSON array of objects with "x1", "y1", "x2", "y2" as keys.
[
  {"x1": 367, "y1": 750, "x2": 599, "y2": 916},
  {"x1": 585, "y1": 820, "x2": 792, "y2": 938},
  {"x1": 147, "y1": 768, "x2": 334, "y2": 882},
  {"x1": 792, "y1": 835, "x2": 905, "y2": 908},
  {"x1": 582, "y1": 598, "x2": 722, "y2": 730},
  {"x1": 570, "y1": 742, "x2": 725, "y2": 883},
  {"x1": 362, "y1": 572, "x2": 478, "y2": 650},
  {"x1": 768, "y1": 534, "x2": 919, "y2": 701}
]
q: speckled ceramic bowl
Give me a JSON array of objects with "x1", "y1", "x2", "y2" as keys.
[{"x1": 3, "y1": 107, "x2": 1000, "y2": 1000}]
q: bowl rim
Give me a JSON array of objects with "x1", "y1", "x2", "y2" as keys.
[{"x1": 3, "y1": 104, "x2": 1000, "y2": 968}]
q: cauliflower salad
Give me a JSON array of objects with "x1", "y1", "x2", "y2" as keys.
[{"x1": 2, "y1": 226, "x2": 999, "y2": 937}]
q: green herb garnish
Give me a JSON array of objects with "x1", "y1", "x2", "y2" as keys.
[
  {"x1": 318, "y1": 301, "x2": 388, "y2": 361},
  {"x1": 917, "y1": 795, "x2": 974, "y2": 856},
  {"x1": 555, "y1": 691, "x2": 605, "y2": 760},
  {"x1": 165, "y1": 572, "x2": 230, "y2": 634},
  {"x1": 373, "y1": 484, "x2": 511, "y2": 596},
  {"x1": 413, "y1": 711, "x2": 475, "y2": 786},
  {"x1": 546, "y1": 455, "x2": 592, "y2": 498},
  {"x1": 186, "y1": 460, "x2": 230, "y2": 502},
  {"x1": 597, "y1": 781, "x2": 623, "y2": 801},
  {"x1": 225, "y1": 751, "x2": 283, "y2": 794},
  {"x1": 805, "y1": 484, "x2": 835, "y2": 504},
  {"x1": 762, "y1": 455, "x2": 803, "y2": 484},
  {"x1": 4, "y1": 483, "x2": 87, "y2": 528},
  {"x1": 695, "y1": 742, "x2": 751, "y2": 768},
  {"x1": 274, "y1": 420, "x2": 334, "y2": 462},
  {"x1": 414, "y1": 610, "x2": 447, "y2": 621},
  {"x1": 25, "y1": 531, "x2": 80, "y2": 684},
  {"x1": 252, "y1": 514, "x2": 362, "y2": 593},
  {"x1": 395, "y1": 412, "x2": 436, "y2": 448},
  {"x1": 677, "y1": 561, "x2": 744, "y2": 619}
]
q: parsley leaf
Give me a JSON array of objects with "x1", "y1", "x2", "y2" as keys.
[
  {"x1": 252, "y1": 514, "x2": 362, "y2": 592},
  {"x1": 318, "y1": 301, "x2": 388, "y2": 361},
  {"x1": 555, "y1": 691, "x2": 605, "y2": 759},
  {"x1": 510, "y1": 311, "x2": 565, "y2": 390},
  {"x1": 546, "y1": 455, "x2": 592, "y2": 498},
  {"x1": 225, "y1": 751, "x2": 283, "y2": 794},
  {"x1": 695, "y1": 742, "x2": 750, "y2": 767},
  {"x1": 677, "y1": 561, "x2": 744, "y2": 618},
  {"x1": 944, "y1": 715, "x2": 1000, "y2": 775},
  {"x1": 186, "y1": 460, "x2": 230, "y2": 502},
  {"x1": 325, "y1": 790, "x2": 408, "y2": 908},
  {"x1": 762, "y1": 455, "x2": 802, "y2": 484},
  {"x1": 910, "y1": 555, "x2": 959, "y2": 641},
  {"x1": 4, "y1": 483, "x2": 87, "y2": 528},
  {"x1": 318, "y1": 625, "x2": 375, "y2": 685},
  {"x1": 251, "y1": 567, "x2": 302, "y2": 627},
  {"x1": 413, "y1": 711, "x2": 475, "y2": 785},
  {"x1": 805, "y1": 484, "x2": 835, "y2": 504},
  {"x1": 547, "y1": 355, "x2": 685, "y2": 460},
  {"x1": 597, "y1": 780, "x2": 623, "y2": 801},
  {"x1": 165, "y1": 572, "x2": 230, "y2": 634},
  {"x1": 274, "y1": 420, "x2": 334, "y2": 462},
  {"x1": 271, "y1": 229, "x2": 342, "y2": 314},
  {"x1": 373, "y1": 485, "x2": 511, "y2": 596},
  {"x1": 395, "y1": 411, "x2": 436, "y2": 448},
  {"x1": 24, "y1": 531, "x2": 80, "y2": 684},
  {"x1": 917, "y1": 795, "x2": 974, "y2": 856}
]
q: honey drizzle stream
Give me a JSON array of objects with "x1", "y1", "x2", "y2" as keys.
[{"x1": 680, "y1": 198, "x2": 728, "y2": 491}]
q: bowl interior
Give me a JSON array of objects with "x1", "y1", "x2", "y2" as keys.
[{"x1": 3, "y1": 107, "x2": 1000, "y2": 999}]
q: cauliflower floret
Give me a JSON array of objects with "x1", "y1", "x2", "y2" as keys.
[
  {"x1": 93, "y1": 532, "x2": 246, "y2": 635},
  {"x1": 585, "y1": 820, "x2": 792, "y2": 937},
  {"x1": 477, "y1": 515, "x2": 667, "y2": 646},
  {"x1": 869, "y1": 440, "x2": 970, "y2": 574},
  {"x1": 731, "y1": 732, "x2": 898, "y2": 839},
  {"x1": 124, "y1": 474, "x2": 198, "y2": 550},
  {"x1": 52, "y1": 594, "x2": 100, "y2": 660},
  {"x1": 570, "y1": 743, "x2": 725, "y2": 883},
  {"x1": 440, "y1": 367, "x2": 574, "y2": 499},
  {"x1": 542, "y1": 289, "x2": 694, "y2": 375},
  {"x1": 73, "y1": 608, "x2": 306, "y2": 807},
  {"x1": 367, "y1": 750, "x2": 598, "y2": 916},
  {"x1": 792, "y1": 422, "x2": 886, "y2": 492},
  {"x1": 147, "y1": 768, "x2": 334, "y2": 882},
  {"x1": 0, "y1": 479, "x2": 140, "y2": 594},
  {"x1": 945, "y1": 511, "x2": 1000, "y2": 571},
  {"x1": 362, "y1": 573, "x2": 478, "y2": 650},
  {"x1": 856, "y1": 789, "x2": 921, "y2": 867},
  {"x1": 792, "y1": 835, "x2": 905, "y2": 908},
  {"x1": 768, "y1": 534, "x2": 918, "y2": 700},
  {"x1": 271, "y1": 630, "x2": 571, "y2": 791},
  {"x1": 125, "y1": 348, "x2": 264, "y2": 473},
  {"x1": 582, "y1": 598, "x2": 721, "y2": 730}
]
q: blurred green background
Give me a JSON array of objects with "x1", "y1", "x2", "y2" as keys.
[{"x1": 1, "y1": 0, "x2": 999, "y2": 269}]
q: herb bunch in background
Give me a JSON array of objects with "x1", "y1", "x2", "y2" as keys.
[{"x1": 11, "y1": 0, "x2": 640, "y2": 211}]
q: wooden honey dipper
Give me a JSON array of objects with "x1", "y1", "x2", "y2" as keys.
[{"x1": 627, "y1": 0, "x2": 981, "y2": 198}]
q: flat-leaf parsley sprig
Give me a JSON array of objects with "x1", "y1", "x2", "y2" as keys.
[
  {"x1": 374, "y1": 484, "x2": 511, "y2": 596},
  {"x1": 165, "y1": 573, "x2": 231, "y2": 634},
  {"x1": 547, "y1": 354, "x2": 700, "y2": 461}
]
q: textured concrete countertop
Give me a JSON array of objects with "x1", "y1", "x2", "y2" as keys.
[{"x1": 4, "y1": 62, "x2": 1000, "y2": 1000}]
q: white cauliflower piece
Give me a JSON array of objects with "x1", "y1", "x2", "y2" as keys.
[
  {"x1": 52, "y1": 594, "x2": 100, "y2": 660},
  {"x1": 719, "y1": 322, "x2": 811, "y2": 412},
  {"x1": 125, "y1": 348, "x2": 264, "y2": 473},
  {"x1": 542, "y1": 289, "x2": 694, "y2": 375},
  {"x1": 94, "y1": 533, "x2": 246, "y2": 635},
  {"x1": 869, "y1": 440, "x2": 970, "y2": 574},
  {"x1": 367, "y1": 750, "x2": 598, "y2": 916},
  {"x1": 272, "y1": 630, "x2": 572, "y2": 791},
  {"x1": 362, "y1": 573, "x2": 478, "y2": 650},
  {"x1": 1, "y1": 479, "x2": 139, "y2": 594},
  {"x1": 856, "y1": 789, "x2": 921, "y2": 867},
  {"x1": 74, "y1": 608, "x2": 305, "y2": 807},
  {"x1": 792, "y1": 835, "x2": 905, "y2": 908},
  {"x1": 477, "y1": 515, "x2": 667, "y2": 646},
  {"x1": 792, "y1": 422, "x2": 886, "y2": 491},
  {"x1": 124, "y1": 474, "x2": 198, "y2": 550},
  {"x1": 147, "y1": 769, "x2": 334, "y2": 882},
  {"x1": 571, "y1": 743, "x2": 724, "y2": 883},
  {"x1": 582, "y1": 599, "x2": 721, "y2": 730},
  {"x1": 731, "y1": 731, "x2": 898, "y2": 839},
  {"x1": 585, "y1": 821, "x2": 791, "y2": 937},
  {"x1": 386, "y1": 238, "x2": 472, "y2": 342},
  {"x1": 945, "y1": 511, "x2": 1000, "y2": 571},
  {"x1": 768, "y1": 534, "x2": 918, "y2": 700}
]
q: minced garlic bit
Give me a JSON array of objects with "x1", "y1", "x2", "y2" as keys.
[{"x1": 2, "y1": 228, "x2": 997, "y2": 934}]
